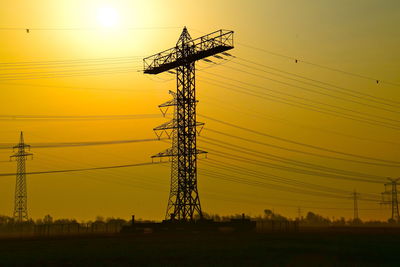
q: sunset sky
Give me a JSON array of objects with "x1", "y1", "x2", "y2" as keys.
[{"x1": 0, "y1": 0, "x2": 399, "y2": 221}]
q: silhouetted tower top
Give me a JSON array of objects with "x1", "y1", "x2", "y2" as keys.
[
  {"x1": 143, "y1": 28, "x2": 233, "y2": 74},
  {"x1": 177, "y1": 26, "x2": 192, "y2": 46},
  {"x1": 16, "y1": 131, "x2": 27, "y2": 149}
]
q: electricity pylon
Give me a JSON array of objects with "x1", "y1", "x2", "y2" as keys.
[
  {"x1": 144, "y1": 28, "x2": 234, "y2": 221},
  {"x1": 353, "y1": 189, "x2": 359, "y2": 221},
  {"x1": 381, "y1": 178, "x2": 400, "y2": 222},
  {"x1": 10, "y1": 132, "x2": 32, "y2": 222},
  {"x1": 297, "y1": 206, "x2": 302, "y2": 221}
]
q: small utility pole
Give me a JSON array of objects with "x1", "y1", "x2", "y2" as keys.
[{"x1": 10, "y1": 132, "x2": 33, "y2": 222}]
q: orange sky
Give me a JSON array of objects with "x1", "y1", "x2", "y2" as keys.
[{"x1": 0, "y1": 0, "x2": 399, "y2": 221}]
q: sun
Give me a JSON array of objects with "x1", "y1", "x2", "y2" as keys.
[{"x1": 96, "y1": 6, "x2": 120, "y2": 28}]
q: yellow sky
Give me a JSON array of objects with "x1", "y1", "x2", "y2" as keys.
[{"x1": 0, "y1": 0, "x2": 399, "y2": 221}]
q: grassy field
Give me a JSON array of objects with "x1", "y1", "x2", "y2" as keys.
[{"x1": 0, "y1": 231, "x2": 399, "y2": 266}]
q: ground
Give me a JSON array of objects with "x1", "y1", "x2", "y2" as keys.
[{"x1": 0, "y1": 231, "x2": 399, "y2": 266}]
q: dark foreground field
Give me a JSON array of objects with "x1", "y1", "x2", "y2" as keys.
[{"x1": 0, "y1": 231, "x2": 399, "y2": 266}]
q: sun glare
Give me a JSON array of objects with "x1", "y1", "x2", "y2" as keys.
[{"x1": 97, "y1": 6, "x2": 120, "y2": 28}]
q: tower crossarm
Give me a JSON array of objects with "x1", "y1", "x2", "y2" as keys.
[
  {"x1": 144, "y1": 30, "x2": 234, "y2": 74},
  {"x1": 158, "y1": 98, "x2": 198, "y2": 108},
  {"x1": 12, "y1": 143, "x2": 31, "y2": 151},
  {"x1": 152, "y1": 148, "x2": 207, "y2": 158},
  {"x1": 10, "y1": 132, "x2": 33, "y2": 160},
  {"x1": 10, "y1": 151, "x2": 33, "y2": 160},
  {"x1": 154, "y1": 120, "x2": 204, "y2": 131},
  {"x1": 159, "y1": 99, "x2": 177, "y2": 108},
  {"x1": 159, "y1": 90, "x2": 178, "y2": 108}
]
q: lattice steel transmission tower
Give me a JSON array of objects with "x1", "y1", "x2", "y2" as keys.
[
  {"x1": 144, "y1": 27, "x2": 234, "y2": 221},
  {"x1": 10, "y1": 132, "x2": 33, "y2": 222},
  {"x1": 353, "y1": 189, "x2": 359, "y2": 221},
  {"x1": 381, "y1": 178, "x2": 400, "y2": 222}
]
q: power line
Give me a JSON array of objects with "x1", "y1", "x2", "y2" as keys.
[
  {"x1": 0, "y1": 60, "x2": 141, "y2": 72},
  {"x1": 198, "y1": 114, "x2": 400, "y2": 166},
  {"x1": 203, "y1": 128, "x2": 399, "y2": 168},
  {"x1": 233, "y1": 57, "x2": 400, "y2": 108},
  {"x1": 15, "y1": 150, "x2": 380, "y2": 213},
  {"x1": 202, "y1": 159, "x2": 352, "y2": 196},
  {"x1": 236, "y1": 42, "x2": 400, "y2": 87},
  {"x1": 36, "y1": 151, "x2": 170, "y2": 191},
  {"x1": 201, "y1": 145, "x2": 384, "y2": 184},
  {"x1": 0, "y1": 26, "x2": 183, "y2": 31},
  {"x1": 198, "y1": 76, "x2": 400, "y2": 131},
  {"x1": 0, "y1": 161, "x2": 166, "y2": 177},
  {"x1": 38, "y1": 158, "x2": 168, "y2": 192},
  {"x1": 200, "y1": 135, "x2": 386, "y2": 180},
  {"x1": 202, "y1": 186, "x2": 353, "y2": 207},
  {"x1": 26, "y1": 152, "x2": 381, "y2": 212},
  {"x1": 0, "y1": 68, "x2": 138, "y2": 81},
  {"x1": 200, "y1": 168, "x2": 345, "y2": 200},
  {"x1": 24, "y1": 136, "x2": 171, "y2": 192},
  {"x1": 5, "y1": 143, "x2": 369, "y2": 213},
  {"x1": 200, "y1": 146, "x2": 384, "y2": 184},
  {"x1": 190, "y1": 27, "x2": 399, "y2": 87},
  {"x1": 28, "y1": 157, "x2": 378, "y2": 213},
  {"x1": 12, "y1": 158, "x2": 378, "y2": 214},
  {"x1": 0, "y1": 65, "x2": 140, "y2": 78},
  {"x1": 0, "y1": 137, "x2": 164, "y2": 150},
  {"x1": 0, "y1": 82, "x2": 147, "y2": 93},
  {"x1": 229, "y1": 59, "x2": 400, "y2": 113},
  {"x1": 200, "y1": 191, "x2": 382, "y2": 211},
  {"x1": 203, "y1": 66, "x2": 400, "y2": 125},
  {"x1": 0, "y1": 56, "x2": 142, "y2": 67},
  {"x1": 199, "y1": 167, "x2": 377, "y2": 202},
  {"x1": 201, "y1": 159, "x2": 381, "y2": 202},
  {"x1": 201, "y1": 95, "x2": 400, "y2": 147},
  {"x1": 0, "y1": 113, "x2": 167, "y2": 121}
]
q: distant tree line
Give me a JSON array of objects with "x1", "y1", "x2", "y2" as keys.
[
  {"x1": 200, "y1": 210, "x2": 399, "y2": 226},
  {"x1": 0, "y1": 214, "x2": 129, "y2": 226},
  {"x1": 0, "y1": 209, "x2": 397, "y2": 229}
]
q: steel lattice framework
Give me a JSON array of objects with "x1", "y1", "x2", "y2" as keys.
[
  {"x1": 155, "y1": 90, "x2": 180, "y2": 219},
  {"x1": 381, "y1": 178, "x2": 400, "y2": 222},
  {"x1": 353, "y1": 190, "x2": 359, "y2": 221},
  {"x1": 144, "y1": 28, "x2": 234, "y2": 221},
  {"x1": 10, "y1": 132, "x2": 32, "y2": 222}
]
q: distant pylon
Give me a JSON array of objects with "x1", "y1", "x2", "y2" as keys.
[
  {"x1": 381, "y1": 178, "x2": 400, "y2": 222},
  {"x1": 353, "y1": 189, "x2": 359, "y2": 221},
  {"x1": 297, "y1": 206, "x2": 302, "y2": 220},
  {"x1": 10, "y1": 132, "x2": 32, "y2": 222}
]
